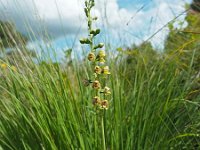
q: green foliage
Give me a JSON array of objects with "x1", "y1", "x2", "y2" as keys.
[
  {"x1": 0, "y1": 51, "x2": 200, "y2": 149},
  {"x1": 118, "y1": 42, "x2": 158, "y2": 68},
  {"x1": 164, "y1": 9, "x2": 200, "y2": 74},
  {"x1": 190, "y1": 0, "x2": 200, "y2": 12}
]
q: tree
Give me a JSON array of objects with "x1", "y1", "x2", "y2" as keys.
[
  {"x1": 191, "y1": 0, "x2": 200, "y2": 13},
  {"x1": 164, "y1": 1, "x2": 200, "y2": 72},
  {"x1": 164, "y1": 0, "x2": 200, "y2": 102}
]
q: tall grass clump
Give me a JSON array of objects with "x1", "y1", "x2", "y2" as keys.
[{"x1": 0, "y1": 0, "x2": 200, "y2": 149}]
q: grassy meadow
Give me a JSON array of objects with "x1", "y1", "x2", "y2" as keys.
[{"x1": 0, "y1": 0, "x2": 200, "y2": 149}]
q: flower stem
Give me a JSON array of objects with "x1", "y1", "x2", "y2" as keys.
[{"x1": 101, "y1": 111, "x2": 106, "y2": 150}]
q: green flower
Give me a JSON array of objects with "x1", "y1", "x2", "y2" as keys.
[
  {"x1": 98, "y1": 50, "x2": 106, "y2": 58},
  {"x1": 100, "y1": 100, "x2": 109, "y2": 110},
  {"x1": 92, "y1": 96, "x2": 101, "y2": 106},
  {"x1": 104, "y1": 86, "x2": 111, "y2": 95},
  {"x1": 88, "y1": 52, "x2": 96, "y2": 61},
  {"x1": 102, "y1": 66, "x2": 111, "y2": 75},
  {"x1": 94, "y1": 66, "x2": 102, "y2": 74},
  {"x1": 92, "y1": 80, "x2": 101, "y2": 89},
  {"x1": 99, "y1": 58, "x2": 105, "y2": 64}
]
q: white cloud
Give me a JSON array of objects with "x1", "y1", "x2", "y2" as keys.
[
  {"x1": 94, "y1": 0, "x2": 192, "y2": 48},
  {"x1": 0, "y1": 0, "x2": 86, "y2": 38},
  {"x1": 0, "y1": 0, "x2": 192, "y2": 49}
]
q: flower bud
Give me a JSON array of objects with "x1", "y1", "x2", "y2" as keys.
[
  {"x1": 90, "y1": 29, "x2": 100, "y2": 36},
  {"x1": 98, "y1": 50, "x2": 106, "y2": 58},
  {"x1": 85, "y1": 1, "x2": 88, "y2": 7},
  {"x1": 90, "y1": 0, "x2": 95, "y2": 8},
  {"x1": 84, "y1": 8, "x2": 89, "y2": 17},
  {"x1": 99, "y1": 58, "x2": 105, "y2": 64},
  {"x1": 104, "y1": 86, "x2": 111, "y2": 95},
  {"x1": 94, "y1": 43, "x2": 104, "y2": 49},
  {"x1": 88, "y1": 20, "x2": 92, "y2": 28},
  {"x1": 80, "y1": 38, "x2": 91, "y2": 44},
  {"x1": 93, "y1": 17, "x2": 98, "y2": 20},
  {"x1": 90, "y1": 30, "x2": 95, "y2": 34},
  {"x1": 102, "y1": 66, "x2": 111, "y2": 75},
  {"x1": 93, "y1": 73, "x2": 97, "y2": 78},
  {"x1": 98, "y1": 43, "x2": 104, "y2": 48}
]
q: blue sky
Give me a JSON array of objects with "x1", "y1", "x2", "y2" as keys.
[
  {"x1": 118, "y1": 0, "x2": 153, "y2": 9},
  {"x1": 0, "y1": 0, "x2": 192, "y2": 61}
]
